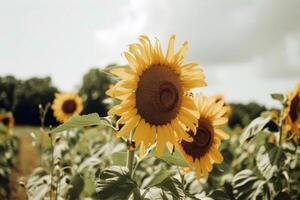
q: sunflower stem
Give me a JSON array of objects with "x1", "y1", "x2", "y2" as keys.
[
  {"x1": 279, "y1": 109, "x2": 284, "y2": 146},
  {"x1": 126, "y1": 132, "x2": 135, "y2": 178}
]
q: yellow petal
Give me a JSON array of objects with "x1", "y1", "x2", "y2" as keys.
[
  {"x1": 124, "y1": 52, "x2": 138, "y2": 70},
  {"x1": 209, "y1": 148, "x2": 223, "y2": 163},
  {"x1": 171, "y1": 119, "x2": 193, "y2": 142},
  {"x1": 182, "y1": 95, "x2": 198, "y2": 111},
  {"x1": 215, "y1": 129, "x2": 229, "y2": 140},
  {"x1": 110, "y1": 67, "x2": 134, "y2": 79},
  {"x1": 166, "y1": 35, "x2": 175, "y2": 62},
  {"x1": 212, "y1": 117, "x2": 228, "y2": 126},
  {"x1": 116, "y1": 115, "x2": 141, "y2": 137},
  {"x1": 199, "y1": 158, "x2": 209, "y2": 180},
  {"x1": 202, "y1": 155, "x2": 212, "y2": 172},
  {"x1": 155, "y1": 126, "x2": 166, "y2": 157},
  {"x1": 174, "y1": 41, "x2": 188, "y2": 64},
  {"x1": 194, "y1": 159, "x2": 202, "y2": 180},
  {"x1": 117, "y1": 109, "x2": 137, "y2": 125},
  {"x1": 178, "y1": 112, "x2": 197, "y2": 133},
  {"x1": 133, "y1": 119, "x2": 147, "y2": 146}
]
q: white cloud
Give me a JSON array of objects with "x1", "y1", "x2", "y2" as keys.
[
  {"x1": 94, "y1": 0, "x2": 300, "y2": 106},
  {"x1": 0, "y1": 0, "x2": 299, "y2": 106}
]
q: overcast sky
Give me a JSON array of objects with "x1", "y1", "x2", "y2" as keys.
[{"x1": 0, "y1": 0, "x2": 300, "y2": 107}]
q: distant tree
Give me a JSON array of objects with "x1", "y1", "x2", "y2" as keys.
[
  {"x1": 0, "y1": 76, "x2": 20, "y2": 111},
  {"x1": 228, "y1": 102, "x2": 266, "y2": 128},
  {"x1": 13, "y1": 77, "x2": 58, "y2": 125},
  {"x1": 79, "y1": 67, "x2": 113, "y2": 116}
]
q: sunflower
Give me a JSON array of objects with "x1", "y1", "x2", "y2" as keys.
[
  {"x1": 283, "y1": 82, "x2": 300, "y2": 141},
  {"x1": 52, "y1": 93, "x2": 83, "y2": 123},
  {"x1": 106, "y1": 35, "x2": 207, "y2": 157},
  {"x1": 176, "y1": 93, "x2": 229, "y2": 180},
  {"x1": 0, "y1": 113, "x2": 14, "y2": 129}
]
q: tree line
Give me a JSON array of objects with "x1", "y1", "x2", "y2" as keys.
[
  {"x1": 0, "y1": 67, "x2": 113, "y2": 126},
  {"x1": 0, "y1": 66, "x2": 266, "y2": 127}
]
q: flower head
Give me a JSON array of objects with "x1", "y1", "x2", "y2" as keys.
[
  {"x1": 176, "y1": 94, "x2": 229, "y2": 179},
  {"x1": 52, "y1": 93, "x2": 83, "y2": 123},
  {"x1": 106, "y1": 35, "x2": 207, "y2": 157}
]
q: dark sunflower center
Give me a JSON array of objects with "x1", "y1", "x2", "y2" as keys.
[
  {"x1": 62, "y1": 100, "x2": 77, "y2": 114},
  {"x1": 136, "y1": 65, "x2": 183, "y2": 125},
  {"x1": 181, "y1": 118, "x2": 214, "y2": 159},
  {"x1": 289, "y1": 95, "x2": 300, "y2": 123},
  {"x1": 2, "y1": 117, "x2": 10, "y2": 126}
]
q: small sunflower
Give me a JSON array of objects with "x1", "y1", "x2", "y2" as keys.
[
  {"x1": 176, "y1": 93, "x2": 229, "y2": 180},
  {"x1": 0, "y1": 113, "x2": 14, "y2": 129},
  {"x1": 283, "y1": 82, "x2": 300, "y2": 141},
  {"x1": 106, "y1": 35, "x2": 207, "y2": 157},
  {"x1": 52, "y1": 93, "x2": 83, "y2": 123}
]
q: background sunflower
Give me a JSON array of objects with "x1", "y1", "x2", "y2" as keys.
[
  {"x1": 283, "y1": 82, "x2": 300, "y2": 141},
  {"x1": 0, "y1": 113, "x2": 14, "y2": 129},
  {"x1": 52, "y1": 93, "x2": 83, "y2": 123},
  {"x1": 106, "y1": 35, "x2": 207, "y2": 157},
  {"x1": 176, "y1": 93, "x2": 229, "y2": 180}
]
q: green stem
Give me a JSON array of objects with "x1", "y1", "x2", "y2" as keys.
[
  {"x1": 126, "y1": 132, "x2": 135, "y2": 178},
  {"x1": 127, "y1": 146, "x2": 135, "y2": 178},
  {"x1": 49, "y1": 133, "x2": 54, "y2": 200},
  {"x1": 278, "y1": 110, "x2": 284, "y2": 146}
]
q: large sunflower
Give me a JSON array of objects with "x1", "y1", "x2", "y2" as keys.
[
  {"x1": 283, "y1": 82, "x2": 300, "y2": 141},
  {"x1": 52, "y1": 93, "x2": 83, "y2": 123},
  {"x1": 106, "y1": 35, "x2": 206, "y2": 157},
  {"x1": 0, "y1": 113, "x2": 14, "y2": 129},
  {"x1": 176, "y1": 93, "x2": 229, "y2": 180}
]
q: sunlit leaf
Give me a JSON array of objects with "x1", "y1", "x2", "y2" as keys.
[
  {"x1": 159, "y1": 148, "x2": 189, "y2": 167},
  {"x1": 155, "y1": 177, "x2": 185, "y2": 200},
  {"x1": 256, "y1": 143, "x2": 285, "y2": 180},
  {"x1": 146, "y1": 170, "x2": 176, "y2": 188},
  {"x1": 240, "y1": 116, "x2": 271, "y2": 145},
  {"x1": 232, "y1": 169, "x2": 268, "y2": 200},
  {"x1": 271, "y1": 93, "x2": 285, "y2": 104},
  {"x1": 95, "y1": 166, "x2": 140, "y2": 200},
  {"x1": 50, "y1": 113, "x2": 106, "y2": 133}
]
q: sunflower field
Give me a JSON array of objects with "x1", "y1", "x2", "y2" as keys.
[{"x1": 0, "y1": 35, "x2": 299, "y2": 200}]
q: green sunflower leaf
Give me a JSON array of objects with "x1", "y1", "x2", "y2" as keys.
[
  {"x1": 50, "y1": 113, "x2": 114, "y2": 133},
  {"x1": 271, "y1": 93, "x2": 285, "y2": 104},
  {"x1": 256, "y1": 143, "x2": 285, "y2": 180},
  {"x1": 159, "y1": 148, "x2": 189, "y2": 167},
  {"x1": 156, "y1": 177, "x2": 185, "y2": 200},
  {"x1": 146, "y1": 169, "x2": 176, "y2": 188},
  {"x1": 240, "y1": 115, "x2": 271, "y2": 145},
  {"x1": 232, "y1": 169, "x2": 268, "y2": 200},
  {"x1": 95, "y1": 166, "x2": 140, "y2": 200}
]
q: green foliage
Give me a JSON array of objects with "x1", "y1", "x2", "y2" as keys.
[
  {"x1": 256, "y1": 144, "x2": 285, "y2": 180},
  {"x1": 159, "y1": 148, "x2": 189, "y2": 167},
  {"x1": 111, "y1": 152, "x2": 127, "y2": 166},
  {"x1": 68, "y1": 174, "x2": 85, "y2": 200},
  {"x1": 0, "y1": 76, "x2": 20, "y2": 110},
  {"x1": 240, "y1": 115, "x2": 271, "y2": 145},
  {"x1": 50, "y1": 113, "x2": 104, "y2": 133},
  {"x1": 228, "y1": 102, "x2": 266, "y2": 128},
  {"x1": 271, "y1": 93, "x2": 286, "y2": 104},
  {"x1": 0, "y1": 136, "x2": 20, "y2": 199},
  {"x1": 146, "y1": 169, "x2": 176, "y2": 188},
  {"x1": 79, "y1": 67, "x2": 113, "y2": 117},
  {"x1": 95, "y1": 166, "x2": 140, "y2": 200},
  {"x1": 232, "y1": 169, "x2": 269, "y2": 200}
]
